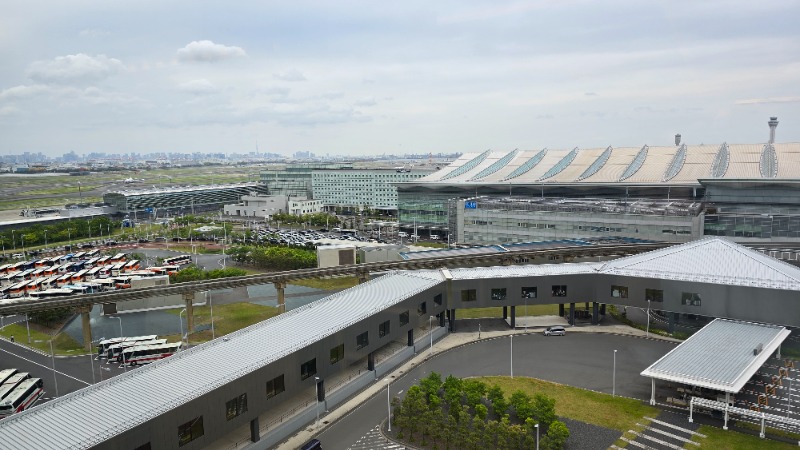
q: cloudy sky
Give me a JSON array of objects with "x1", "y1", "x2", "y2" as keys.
[{"x1": 1, "y1": 1, "x2": 798, "y2": 157}]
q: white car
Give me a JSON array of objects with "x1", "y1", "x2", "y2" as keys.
[
  {"x1": 430, "y1": 235, "x2": 440, "y2": 240},
  {"x1": 398, "y1": 232, "x2": 408, "y2": 238},
  {"x1": 543, "y1": 326, "x2": 566, "y2": 336}
]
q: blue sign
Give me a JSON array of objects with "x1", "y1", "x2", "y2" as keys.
[{"x1": 465, "y1": 201, "x2": 477, "y2": 209}]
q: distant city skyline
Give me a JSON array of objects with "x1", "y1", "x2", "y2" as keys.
[{"x1": 1, "y1": 1, "x2": 799, "y2": 157}]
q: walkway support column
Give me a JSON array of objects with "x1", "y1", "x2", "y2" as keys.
[
  {"x1": 249, "y1": 417, "x2": 260, "y2": 442},
  {"x1": 438, "y1": 312, "x2": 445, "y2": 327},
  {"x1": 503, "y1": 306, "x2": 508, "y2": 320},
  {"x1": 449, "y1": 309, "x2": 456, "y2": 332},
  {"x1": 357, "y1": 270, "x2": 369, "y2": 284},
  {"x1": 592, "y1": 302, "x2": 599, "y2": 325},
  {"x1": 407, "y1": 329, "x2": 414, "y2": 347},
  {"x1": 182, "y1": 292, "x2": 195, "y2": 333},
  {"x1": 78, "y1": 304, "x2": 93, "y2": 351},
  {"x1": 668, "y1": 312, "x2": 676, "y2": 334},
  {"x1": 368, "y1": 352, "x2": 375, "y2": 371},
  {"x1": 559, "y1": 303, "x2": 565, "y2": 317},
  {"x1": 600, "y1": 303, "x2": 606, "y2": 315},
  {"x1": 274, "y1": 281, "x2": 286, "y2": 313},
  {"x1": 509, "y1": 306, "x2": 516, "y2": 328},
  {"x1": 650, "y1": 378, "x2": 656, "y2": 405},
  {"x1": 569, "y1": 303, "x2": 575, "y2": 326}
]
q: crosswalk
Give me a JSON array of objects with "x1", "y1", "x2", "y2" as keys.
[
  {"x1": 611, "y1": 414, "x2": 706, "y2": 450},
  {"x1": 347, "y1": 425, "x2": 406, "y2": 450}
]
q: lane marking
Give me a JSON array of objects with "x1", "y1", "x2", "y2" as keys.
[{"x1": 0, "y1": 347, "x2": 91, "y2": 386}]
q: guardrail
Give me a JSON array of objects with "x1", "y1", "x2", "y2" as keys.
[{"x1": 0, "y1": 242, "x2": 671, "y2": 315}]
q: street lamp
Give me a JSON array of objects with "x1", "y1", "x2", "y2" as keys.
[
  {"x1": 25, "y1": 313, "x2": 31, "y2": 344},
  {"x1": 535, "y1": 423, "x2": 540, "y2": 450},
  {"x1": 206, "y1": 291, "x2": 215, "y2": 339},
  {"x1": 21, "y1": 235, "x2": 25, "y2": 257},
  {"x1": 386, "y1": 378, "x2": 392, "y2": 432},
  {"x1": 314, "y1": 376, "x2": 321, "y2": 428},
  {"x1": 43, "y1": 230, "x2": 48, "y2": 249},
  {"x1": 179, "y1": 308, "x2": 186, "y2": 345},
  {"x1": 613, "y1": 349, "x2": 617, "y2": 397},
  {"x1": 109, "y1": 315, "x2": 123, "y2": 338},
  {"x1": 49, "y1": 339, "x2": 59, "y2": 396},
  {"x1": 11, "y1": 230, "x2": 15, "y2": 251},
  {"x1": 646, "y1": 299, "x2": 651, "y2": 338},
  {"x1": 510, "y1": 334, "x2": 514, "y2": 378},
  {"x1": 429, "y1": 315, "x2": 434, "y2": 352},
  {"x1": 109, "y1": 316, "x2": 125, "y2": 372}
]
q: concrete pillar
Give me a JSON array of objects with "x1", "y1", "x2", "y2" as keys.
[
  {"x1": 569, "y1": 303, "x2": 575, "y2": 326},
  {"x1": 182, "y1": 292, "x2": 195, "y2": 333},
  {"x1": 249, "y1": 417, "x2": 260, "y2": 442},
  {"x1": 438, "y1": 312, "x2": 445, "y2": 327},
  {"x1": 78, "y1": 305, "x2": 93, "y2": 352},
  {"x1": 357, "y1": 270, "x2": 369, "y2": 284},
  {"x1": 407, "y1": 329, "x2": 414, "y2": 346},
  {"x1": 592, "y1": 302, "x2": 599, "y2": 325},
  {"x1": 274, "y1": 281, "x2": 286, "y2": 313},
  {"x1": 502, "y1": 306, "x2": 508, "y2": 320},
  {"x1": 668, "y1": 312, "x2": 676, "y2": 334},
  {"x1": 509, "y1": 306, "x2": 516, "y2": 328},
  {"x1": 559, "y1": 303, "x2": 565, "y2": 317},
  {"x1": 316, "y1": 379, "x2": 325, "y2": 402},
  {"x1": 449, "y1": 309, "x2": 456, "y2": 332},
  {"x1": 600, "y1": 303, "x2": 606, "y2": 315},
  {"x1": 368, "y1": 352, "x2": 375, "y2": 371}
]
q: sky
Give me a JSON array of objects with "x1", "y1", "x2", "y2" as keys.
[{"x1": 1, "y1": 1, "x2": 799, "y2": 157}]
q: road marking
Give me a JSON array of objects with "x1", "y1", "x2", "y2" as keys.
[
  {"x1": 636, "y1": 423, "x2": 700, "y2": 445},
  {"x1": 0, "y1": 347, "x2": 91, "y2": 386},
  {"x1": 643, "y1": 416, "x2": 707, "y2": 437}
]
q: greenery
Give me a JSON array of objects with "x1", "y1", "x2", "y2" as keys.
[
  {"x1": 28, "y1": 307, "x2": 75, "y2": 328},
  {"x1": 0, "y1": 324, "x2": 85, "y2": 355},
  {"x1": 270, "y1": 212, "x2": 340, "y2": 228},
  {"x1": 169, "y1": 265, "x2": 248, "y2": 283},
  {"x1": 392, "y1": 372, "x2": 569, "y2": 449},
  {"x1": 607, "y1": 305, "x2": 691, "y2": 340},
  {"x1": 0, "y1": 216, "x2": 118, "y2": 252},
  {"x1": 456, "y1": 304, "x2": 561, "y2": 319},
  {"x1": 228, "y1": 244, "x2": 317, "y2": 270},
  {"x1": 693, "y1": 424, "x2": 799, "y2": 449},
  {"x1": 163, "y1": 303, "x2": 280, "y2": 344}
]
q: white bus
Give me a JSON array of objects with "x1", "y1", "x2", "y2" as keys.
[
  {"x1": 163, "y1": 255, "x2": 192, "y2": 267},
  {"x1": 107, "y1": 338, "x2": 167, "y2": 363},
  {"x1": 0, "y1": 369, "x2": 17, "y2": 387},
  {"x1": 96, "y1": 335, "x2": 158, "y2": 359},
  {"x1": 0, "y1": 378, "x2": 44, "y2": 418},
  {"x1": 28, "y1": 288, "x2": 75, "y2": 300},
  {"x1": 122, "y1": 342, "x2": 182, "y2": 366}
]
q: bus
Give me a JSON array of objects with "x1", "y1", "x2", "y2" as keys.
[
  {"x1": 122, "y1": 342, "x2": 182, "y2": 366},
  {"x1": 123, "y1": 260, "x2": 140, "y2": 273},
  {"x1": 71, "y1": 269, "x2": 89, "y2": 283},
  {"x1": 2, "y1": 372, "x2": 31, "y2": 388},
  {"x1": 7, "y1": 281, "x2": 31, "y2": 298},
  {"x1": 0, "y1": 264, "x2": 12, "y2": 275},
  {"x1": 113, "y1": 276, "x2": 134, "y2": 289},
  {"x1": 55, "y1": 273, "x2": 74, "y2": 287},
  {"x1": 107, "y1": 338, "x2": 167, "y2": 363},
  {"x1": 0, "y1": 378, "x2": 44, "y2": 418},
  {"x1": 84, "y1": 257, "x2": 100, "y2": 268},
  {"x1": 84, "y1": 266, "x2": 102, "y2": 281},
  {"x1": 96, "y1": 335, "x2": 158, "y2": 359},
  {"x1": 28, "y1": 288, "x2": 75, "y2": 299},
  {"x1": 34, "y1": 259, "x2": 51, "y2": 268},
  {"x1": 24, "y1": 278, "x2": 44, "y2": 294},
  {"x1": 93, "y1": 279, "x2": 116, "y2": 291},
  {"x1": 109, "y1": 253, "x2": 127, "y2": 264},
  {"x1": 163, "y1": 255, "x2": 192, "y2": 267},
  {"x1": 0, "y1": 274, "x2": 16, "y2": 287},
  {"x1": 109, "y1": 262, "x2": 127, "y2": 277},
  {"x1": 85, "y1": 249, "x2": 100, "y2": 258},
  {"x1": 0, "y1": 369, "x2": 17, "y2": 386},
  {"x1": 95, "y1": 256, "x2": 111, "y2": 266}
]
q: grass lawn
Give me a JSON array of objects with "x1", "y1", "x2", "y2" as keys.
[
  {"x1": 477, "y1": 376, "x2": 657, "y2": 433},
  {"x1": 164, "y1": 302, "x2": 280, "y2": 344},
  {"x1": 693, "y1": 424, "x2": 799, "y2": 449},
  {"x1": 456, "y1": 304, "x2": 561, "y2": 319},
  {"x1": 290, "y1": 276, "x2": 359, "y2": 290},
  {"x1": 0, "y1": 323, "x2": 86, "y2": 355}
]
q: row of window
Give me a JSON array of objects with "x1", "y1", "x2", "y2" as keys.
[{"x1": 458, "y1": 285, "x2": 701, "y2": 305}]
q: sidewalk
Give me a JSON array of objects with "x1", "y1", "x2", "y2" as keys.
[{"x1": 278, "y1": 316, "x2": 680, "y2": 449}]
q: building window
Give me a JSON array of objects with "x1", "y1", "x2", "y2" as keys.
[
  {"x1": 417, "y1": 301, "x2": 427, "y2": 316},
  {"x1": 434, "y1": 293, "x2": 443, "y2": 306},
  {"x1": 490, "y1": 288, "x2": 507, "y2": 301},
  {"x1": 611, "y1": 285, "x2": 628, "y2": 298},
  {"x1": 521, "y1": 287, "x2": 537, "y2": 299},
  {"x1": 178, "y1": 416, "x2": 204, "y2": 447},
  {"x1": 399, "y1": 310, "x2": 409, "y2": 326},
  {"x1": 379, "y1": 320, "x2": 391, "y2": 338},
  {"x1": 461, "y1": 289, "x2": 477, "y2": 302},
  {"x1": 681, "y1": 292, "x2": 702, "y2": 306},
  {"x1": 301, "y1": 359, "x2": 317, "y2": 380},
  {"x1": 266, "y1": 375, "x2": 285, "y2": 399},
  {"x1": 225, "y1": 393, "x2": 248, "y2": 421},
  {"x1": 330, "y1": 344, "x2": 344, "y2": 365},
  {"x1": 645, "y1": 289, "x2": 664, "y2": 302},
  {"x1": 552, "y1": 285, "x2": 567, "y2": 297},
  {"x1": 356, "y1": 331, "x2": 369, "y2": 349}
]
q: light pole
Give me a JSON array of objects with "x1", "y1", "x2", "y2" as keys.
[
  {"x1": 646, "y1": 299, "x2": 651, "y2": 338},
  {"x1": 386, "y1": 378, "x2": 392, "y2": 432},
  {"x1": 11, "y1": 230, "x2": 15, "y2": 251},
  {"x1": 613, "y1": 349, "x2": 617, "y2": 397},
  {"x1": 535, "y1": 423, "x2": 540, "y2": 450},
  {"x1": 314, "y1": 376, "x2": 321, "y2": 428},
  {"x1": 25, "y1": 313, "x2": 31, "y2": 344},
  {"x1": 510, "y1": 334, "x2": 514, "y2": 378},
  {"x1": 109, "y1": 316, "x2": 126, "y2": 371},
  {"x1": 429, "y1": 315, "x2": 434, "y2": 352},
  {"x1": 49, "y1": 339, "x2": 59, "y2": 396},
  {"x1": 179, "y1": 308, "x2": 186, "y2": 345},
  {"x1": 207, "y1": 291, "x2": 215, "y2": 339},
  {"x1": 44, "y1": 230, "x2": 48, "y2": 249},
  {"x1": 100, "y1": 366, "x2": 110, "y2": 381},
  {"x1": 21, "y1": 235, "x2": 25, "y2": 257}
]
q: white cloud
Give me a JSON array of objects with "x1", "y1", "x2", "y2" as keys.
[
  {"x1": 354, "y1": 96, "x2": 376, "y2": 106},
  {"x1": 176, "y1": 40, "x2": 246, "y2": 63},
  {"x1": 273, "y1": 68, "x2": 307, "y2": 82},
  {"x1": 27, "y1": 54, "x2": 124, "y2": 85},
  {"x1": 79, "y1": 29, "x2": 110, "y2": 38},
  {"x1": 178, "y1": 79, "x2": 218, "y2": 95},
  {"x1": 0, "y1": 84, "x2": 50, "y2": 100}
]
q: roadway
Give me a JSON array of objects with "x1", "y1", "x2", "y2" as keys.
[{"x1": 316, "y1": 329, "x2": 678, "y2": 450}]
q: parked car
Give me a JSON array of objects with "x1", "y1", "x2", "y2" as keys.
[{"x1": 543, "y1": 326, "x2": 566, "y2": 336}]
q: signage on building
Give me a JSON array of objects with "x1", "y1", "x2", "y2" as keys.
[{"x1": 465, "y1": 201, "x2": 477, "y2": 209}]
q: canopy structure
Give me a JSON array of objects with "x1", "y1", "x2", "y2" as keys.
[{"x1": 641, "y1": 318, "x2": 790, "y2": 404}]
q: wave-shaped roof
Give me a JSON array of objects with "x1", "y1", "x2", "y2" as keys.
[{"x1": 417, "y1": 143, "x2": 800, "y2": 185}]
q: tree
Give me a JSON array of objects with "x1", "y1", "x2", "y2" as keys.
[
  {"x1": 399, "y1": 386, "x2": 428, "y2": 442},
  {"x1": 487, "y1": 384, "x2": 509, "y2": 418},
  {"x1": 532, "y1": 393, "x2": 556, "y2": 426},
  {"x1": 443, "y1": 375, "x2": 463, "y2": 413},
  {"x1": 420, "y1": 371, "x2": 443, "y2": 401},
  {"x1": 510, "y1": 390, "x2": 534, "y2": 421},
  {"x1": 463, "y1": 379, "x2": 487, "y2": 411},
  {"x1": 474, "y1": 403, "x2": 488, "y2": 421},
  {"x1": 542, "y1": 420, "x2": 570, "y2": 450}
]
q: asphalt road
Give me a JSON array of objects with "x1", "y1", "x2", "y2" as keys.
[{"x1": 317, "y1": 332, "x2": 677, "y2": 450}]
